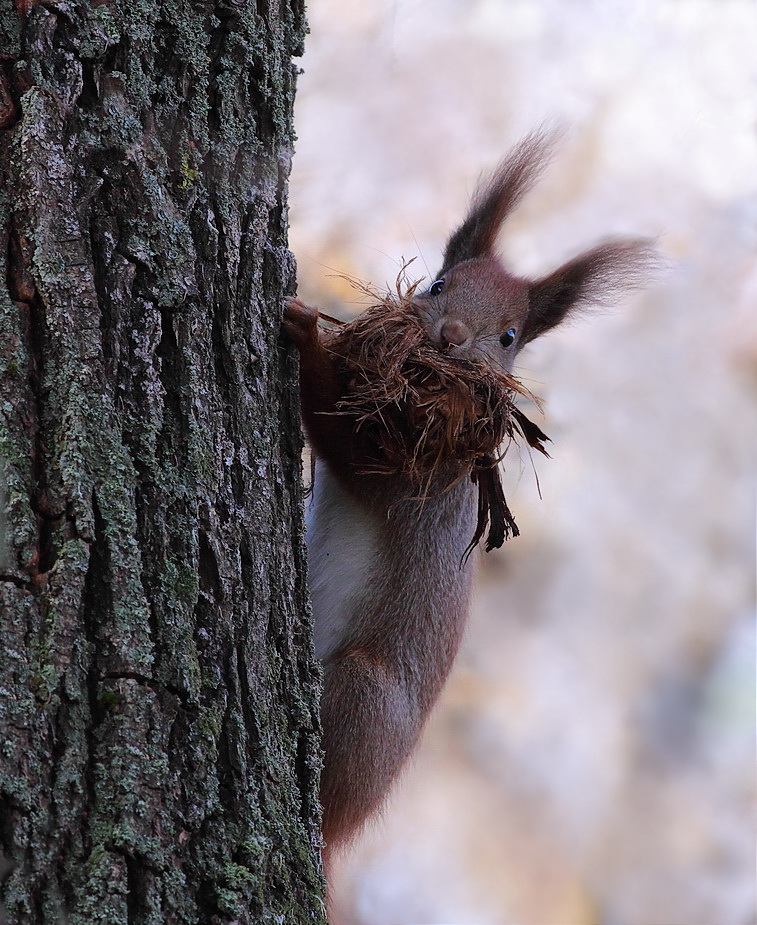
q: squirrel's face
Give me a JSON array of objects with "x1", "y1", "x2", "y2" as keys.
[
  {"x1": 412, "y1": 256, "x2": 529, "y2": 373},
  {"x1": 412, "y1": 131, "x2": 652, "y2": 375}
]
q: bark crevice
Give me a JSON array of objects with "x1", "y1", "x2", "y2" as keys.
[{"x1": 0, "y1": 0, "x2": 323, "y2": 920}]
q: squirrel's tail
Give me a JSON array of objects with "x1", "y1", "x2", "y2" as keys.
[{"x1": 319, "y1": 649, "x2": 421, "y2": 851}]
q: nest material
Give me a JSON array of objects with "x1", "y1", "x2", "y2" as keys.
[{"x1": 321, "y1": 279, "x2": 550, "y2": 555}]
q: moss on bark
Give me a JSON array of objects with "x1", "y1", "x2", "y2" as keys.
[{"x1": 0, "y1": 0, "x2": 324, "y2": 921}]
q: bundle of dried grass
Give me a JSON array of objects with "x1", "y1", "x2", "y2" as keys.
[{"x1": 321, "y1": 276, "x2": 550, "y2": 554}]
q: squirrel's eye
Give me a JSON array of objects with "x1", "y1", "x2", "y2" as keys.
[
  {"x1": 428, "y1": 278, "x2": 445, "y2": 296},
  {"x1": 500, "y1": 328, "x2": 516, "y2": 348}
]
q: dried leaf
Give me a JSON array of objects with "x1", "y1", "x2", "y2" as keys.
[{"x1": 322, "y1": 272, "x2": 548, "y2": 552}]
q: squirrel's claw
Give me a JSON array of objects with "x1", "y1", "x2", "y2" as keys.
[{"x1": 283, "y1": 296, "x2": 319, "y2": 348}]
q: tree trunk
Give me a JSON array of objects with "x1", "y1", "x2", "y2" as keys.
[{"x1": 0, "y1": 0, "x2": 325, "y2": 921}]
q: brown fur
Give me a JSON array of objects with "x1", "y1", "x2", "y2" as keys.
[
  {"x1": 441, "y1": 130, "x2": 556, "y2": 272},
  {"x1": 283, "y1": 133, "x2": 653, "y2": 859}
]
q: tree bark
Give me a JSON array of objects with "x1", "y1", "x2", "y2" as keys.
[{"x1": 0, "y1": 0, "x2": 325, "y2": 922}]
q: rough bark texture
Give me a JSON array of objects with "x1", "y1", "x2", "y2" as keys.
[{"x1": 0, "y1": 0, "x2": 325, "y2": 922}]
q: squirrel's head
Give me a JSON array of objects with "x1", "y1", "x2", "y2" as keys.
[{"x1": 412, "y1": 131, "x2": 653, "y2": 371}]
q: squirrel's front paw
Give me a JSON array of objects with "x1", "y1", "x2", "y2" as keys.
[{"x1": 283, "y1": 297, "x2": 319, "y2": 348}]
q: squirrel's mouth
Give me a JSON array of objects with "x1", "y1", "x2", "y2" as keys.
[
  {"x1": 319, "y1": 281, "x2": 549, "y2": 554},
  {"x1": 431, "y1": 316, "x2": 474, "y2": 353}
]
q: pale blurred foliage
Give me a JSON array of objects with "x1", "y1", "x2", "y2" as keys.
[{"x1": 288, "y1": 1, "x2": 757, "y2": 922}]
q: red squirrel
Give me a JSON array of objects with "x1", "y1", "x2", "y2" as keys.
[{"x1": 284, "y1": 132, "x2": 650, "y2": 857}]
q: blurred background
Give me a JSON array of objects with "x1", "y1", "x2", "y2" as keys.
[{"x1": 287, "y1": 1, "x2": 756, "y2": 922}]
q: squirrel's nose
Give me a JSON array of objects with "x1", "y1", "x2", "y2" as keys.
[{"x1": 439, "y1": 318, "x2": 471, "y2": 349}]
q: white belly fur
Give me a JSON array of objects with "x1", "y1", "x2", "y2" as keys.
[{"x1": 307, "y1": 460, "x2": 378, "y2": 663}]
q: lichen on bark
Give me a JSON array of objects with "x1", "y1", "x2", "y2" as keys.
[{"x1": 0, "y1": 0, "x2": 323, "y2": 921}]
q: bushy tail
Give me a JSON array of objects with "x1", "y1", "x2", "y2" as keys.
[{"x1": 319, "y1": 650, "x2": 422, "y2": 851}]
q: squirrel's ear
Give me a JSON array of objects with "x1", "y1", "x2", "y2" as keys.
[
  {"x1": 439, "y1": 130, "x2": 554, "y2": 274},
  {"x1": 522, "y1": 239, "x2": 656, "y2": 345}
]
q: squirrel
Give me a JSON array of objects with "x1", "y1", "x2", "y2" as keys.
[{"x1": 283, "y1": 131, "x2": 651, "y2": 859}]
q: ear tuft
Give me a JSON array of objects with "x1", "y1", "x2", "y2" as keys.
[
  {"x1": 523, "y1": 238, "x2": 658, "y2": 344},
  {"x1": 440, "y1": 129, "x2": 557, "y2": 274}
]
